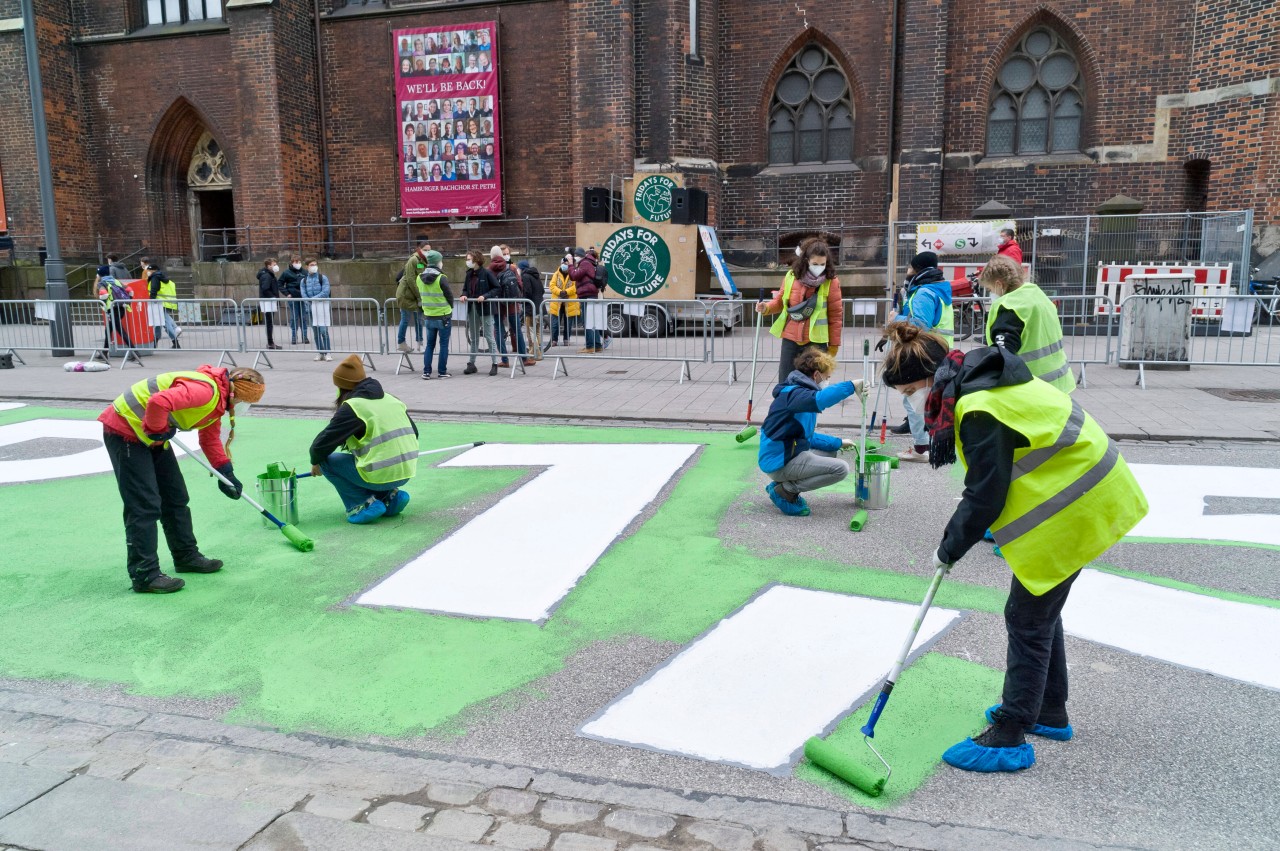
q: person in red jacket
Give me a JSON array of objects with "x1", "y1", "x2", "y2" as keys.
[
  {"x1": 995, "y1": 228, "x2": 1023, "y2": 265},
  {"x1": 98, "y1": 366, "x2": 266, "y2": 594}
]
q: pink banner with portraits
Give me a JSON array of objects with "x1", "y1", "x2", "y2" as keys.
[{"x1": 394, "y1": 22, "x2": 502, "y2": 218}]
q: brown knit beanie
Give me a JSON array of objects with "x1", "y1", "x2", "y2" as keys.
[{"x1": 332, "y1": 354, "x2": 366, "y2": 390}]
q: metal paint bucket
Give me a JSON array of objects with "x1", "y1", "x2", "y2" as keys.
[
  {"x1": 256, "y1": 462, "x2": 299, "y2": 528},
  {"x1": 858, "y1": 453, "x2": 894, "y2": 510}
]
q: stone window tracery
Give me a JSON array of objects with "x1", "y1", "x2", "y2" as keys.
[
  {"x1": 768, "y1": 44, "x2": 855, "y2": 165},
  {"x1": 187, "y1": 133, "x2": 231, "y2": 189},
  {"x1": 987, "y1": 27, "x2": 1084, "y2": 156}
]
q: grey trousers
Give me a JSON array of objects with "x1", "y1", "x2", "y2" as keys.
[{"x1": 766, "y1": 448, "x2": 849, "y2": 494}]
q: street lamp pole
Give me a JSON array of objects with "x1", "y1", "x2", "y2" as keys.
[{"x1": 22, "y1": 0, "x2": 73, "y2": 355}]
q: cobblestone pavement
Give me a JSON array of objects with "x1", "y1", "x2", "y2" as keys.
[{"x1": 0, "y1": 688, "x2": 1132, "y2": 851}]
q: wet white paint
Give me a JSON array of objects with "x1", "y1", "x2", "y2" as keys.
[
  {"x1": 580, "y1": 585, "x2": 960, "y2": 771},
  {"x1": 1064, "y1": 569, "x2": 1280, "y2": 690},
  {"x1": 1129, "y1": 463, "x2": 1280, "y2": 547},
  {"x1": 357, "y1": 443, "x2": 699, "y2": 621},
  {"x1": 0, "y1": 418, "x2": 189, "y2": 484},
  {"x1": 0, "y1": 403, "x2": 26, "y2": 412}
]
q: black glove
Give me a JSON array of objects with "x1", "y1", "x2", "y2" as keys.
[
  {"x1": 215, "y1": 463, "x2": 242, "y2": 500},
  {"x1": 875, "y1": 337, "x2": 888, "y2": 353},
  {"x1": 146, "y1": 426, "x2": 177, "y2": 443}
]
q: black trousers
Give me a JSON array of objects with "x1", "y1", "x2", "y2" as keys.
[
  {"x1": 264, "y1": 311, "x2": 275, "y2": 346},
  {"x1": 103, "y1": 430, "x2": 200, "y2": 587},
  {"x1": 777, "y1": 338, "x2": 824, "y2": 385},
  {"x1": 104, "y1": 304, "x2": 134, "y2": 349},
  {"x1": 1000, "y1": 568, "x2": 1080, "y2": 726}
]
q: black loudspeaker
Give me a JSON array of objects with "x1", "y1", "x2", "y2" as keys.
[
  {"x1": 670, "y1": 187, "x2": 708, "y2": 225},
  {"x1": 583, "y1": 186, "x2": 616, "y2": 222}
]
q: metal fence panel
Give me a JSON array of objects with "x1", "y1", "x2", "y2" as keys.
[
  {"x1": 1118, "y1": 294, "x2": 1279, "y2": 387},
  {"x1": 0, "y1": 299, "x2": 110, "y2": 361},
  {"x1": 106, "y1": 298, "x2": 245, "y2": 369},
  {"x1": 240, "y1": 297, "x2": 384, "y2": 370},
  {"x1": 538, "y1": 298, "x2": 712, "y2": 383}
]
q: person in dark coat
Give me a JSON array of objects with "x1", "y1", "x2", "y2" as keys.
[
  {"x1": 518, "y1": 259, "x2": 544, "y2": 358},
  {"x1": 256, "y1": 258, "x2": 283, "y2": 350},
  {"x1": 278, "y1": 255, "x2": 309, "y2": 345},
  {"x1": 458, "y1": 249, "x2": 502, "y2": 375},
  {"x1": 568, "y1": 247, "x2": 601, "y2": 353}
]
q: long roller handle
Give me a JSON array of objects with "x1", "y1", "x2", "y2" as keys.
[
  {"x1": 861, "y1": 565, "x2": 949, "y2": 738},
  {"x1": 171, "y1": 436, "x2": 288, "y2": 529},
  {"x1": 746, "y1": 292, "x2": 765, "y2": 421},
  {"x1": 295, "y1": 441, "x2": 485, "y2": 480}
]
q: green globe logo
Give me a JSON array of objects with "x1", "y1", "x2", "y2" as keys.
[
  {"x1": 601, "y1": 227, "x2": 672, "y2": 298},
  {"x1": 634, "y1": 175, "x2": 677, "y2": 223}
]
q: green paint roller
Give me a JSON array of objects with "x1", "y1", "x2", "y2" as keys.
[
  {"x1": 803, "y1": 563, "x2": 949, "y2": 796},
  {"x1": 173, "y1": 437, "x2": 315, "y2": 553},
  {"x1": 849, "y1": 509, "x2": 869, "y2": 532},
  {"x1": 734, "y1": 294, "x2": 766, "y2": 444}
]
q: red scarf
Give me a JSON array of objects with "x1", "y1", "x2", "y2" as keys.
[{"x1": 924, "y1": 349, "x2": 966, "y2": 468}]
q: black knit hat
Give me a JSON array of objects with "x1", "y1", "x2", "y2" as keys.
[
  {"x1": 881, "y1": 337, "x2": 949, "y2": 386},
  {"x1": 909, "y1": 251, "x2": 939, "y2": 271}
]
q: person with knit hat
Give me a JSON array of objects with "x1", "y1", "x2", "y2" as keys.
[
  {"x1": 880, "y1": 251, "x2": 953, "y2": 462},
  {"x1": 308, "y1": 355, "x2": 420, "y2": 524},
  {"x1": 879, "y1": 320, "x2": 1147, "y2": 774},
  {"x1": 99, "y1": 366, "x2": 265, "y2": 593}
]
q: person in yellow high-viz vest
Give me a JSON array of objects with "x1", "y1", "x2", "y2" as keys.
[
  {"x1": 756, "y1": 238, "x2": 844, "y2": 385},
  {"x1": 99, "y1": 365, "x2": 266, "y2": 593},
  {"x1": 416, "y1": 250, "x2": 456, "y2": 379},
  {"x1": 309, "y1": 355, "x2": 420, "y2": 524},
  {"x1": 880, "y1": 321, "x2": 1147, "y2": 774},
  {"x1": 980, "y1": 254, "x2": 1077, "y2": 394}
]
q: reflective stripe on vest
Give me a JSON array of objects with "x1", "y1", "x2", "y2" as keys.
[
  {"x1": 156, "y1": 279, "x2": 178, "y2": 310},
  {"x1": 985, "y1": 283, "x2": 1075, "y2": 393},
  {"x1": 343, "y1": 396, "x2": 420, "y2": 484},
  {"x1": 769, "y1": 272, "x2": 830, "y2": 344},
  {"x1": 955, "y1": 380, "x2": 1148, "y2": 595},
  {"x1": 111, "y1": 371, "x2": 221, "y2": 446},
  {"x1": 906, "y1": 287, "x2": 953, "y2": 345},
  {"x1": 418, "y1": 273, "x2": 451, "y2": 317}
]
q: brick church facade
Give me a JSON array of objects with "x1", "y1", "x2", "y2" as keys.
[{"x1": 0, "y1": 0, "x2": 1275, "y2": 265}]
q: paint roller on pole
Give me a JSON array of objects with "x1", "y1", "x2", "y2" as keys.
[
  {"x1": 734, "y1": 292, "x2": 767, "y2": 443},
  {"x1": 803, "y1": 563, "x2": 949, "y2": 796},
  {"x1": 294, "y1": 441, "x2": 486, "y2": 479},
  {"x1": 171, "y1": 436, "x2": 315, "y2": 553},
  {"x1": 849, "y1": 339, "x2": 871, "y2": 531}
]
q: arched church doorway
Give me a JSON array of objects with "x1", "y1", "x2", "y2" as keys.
[{"x1": 187, "y1": 133, "x2": 236, "y2": 260}]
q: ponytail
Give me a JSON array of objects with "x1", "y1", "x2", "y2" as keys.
[{"x1": 879, "y1": 322, "x2": 949, "y2": 386}]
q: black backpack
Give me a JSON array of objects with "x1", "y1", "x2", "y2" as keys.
[
  {"x1": 498, "y1": 267, "x2": 522, "y2": 300},
  {"x1": 521, "y1": 268, "x2": 544, "y2": 305},
  {"x1": 593, "y1": 259, "x2": 609, "y2": 288}
]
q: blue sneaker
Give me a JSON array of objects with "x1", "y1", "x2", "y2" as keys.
[
  {"x1": 983, "y1": 528, "x2": 995, "y2": 542},
  {"x1": 347, "y1": 498, "x2": 387, "y2": 525},
  {"x1": 766, "y1": 482, "x2": 809, "y2": 517},
  {"x1": 382, "y1": 489, "x2": 410, "y2": 517},
  {"x1": 984, "y1": 705, "x2": 1073, "y2": 741}
]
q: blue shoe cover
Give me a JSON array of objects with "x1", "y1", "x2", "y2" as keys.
[
  {"x1": 942, "y1": 737, "x2": 1035, "y2": 772},
  {"x1": 983, "y1": 528, "x2": 995, "y2": 542},
  {"x1": 382, "y1": 489, "x2": 410, "y2": 517},
  {"x1": 985, "y1": 705, "x2": 1073, "y2": 741},
  {"x1": 347, "y1": 498, "x2": 387, "y2": 525},
  {"x1": 766, "y1": 483, "x2": 807, "y2": 516}
]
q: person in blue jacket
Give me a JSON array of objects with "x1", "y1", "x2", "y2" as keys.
[
  {"x1": 880, "y1": 251, "x2": 953, "y2": 463},
  {"x1": 758, "y1": 348, "x2": 866, "y2": 516}
]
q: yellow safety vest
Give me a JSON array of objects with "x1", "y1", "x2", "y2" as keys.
[
  {"x1": 906, "y1": 284, "x2": 954, "y2": 346},
  {"x1": 985, "y1": 283, "x2": 1075, "y2": 394},
  {"x1": 156, "y1": 278, "x2": 178, "y2": 310},
  {"x1": 112, "y1": 371, "x2": 221, "y2": 446},
  {"x1": 343, "y1": 396, "x2": 420, "y2": 484},
  {"x1": 770, "y1": 272, "x2": 830, "y2": 344},
  {"x1": 956, "y1": 378, "x2": 1148, "y2": 595},
  {"x1": 418, "y1": 272, "x2": 452, "y2": 318}
]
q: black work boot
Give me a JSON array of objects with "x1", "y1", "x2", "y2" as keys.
[
  {"x1": 174, "y1": 554, "x2": 224, "y2": 574},
  {"x1": 133, "y1": 574, "x2": 185, "y2": 593},
  {"x1": 973, "y1": 711, "x2": 1029, "y2": 748},
  {"x1": 888, "y1": 417, "x2": 911, "y2": 435}
]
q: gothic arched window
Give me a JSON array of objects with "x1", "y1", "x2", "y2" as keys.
[
  {"x1": 987, "y1": 27, "x2": 1084, "y2": 156},
  {"x1": 768, "y1": 44, "x2": 855, "y2": 165}
]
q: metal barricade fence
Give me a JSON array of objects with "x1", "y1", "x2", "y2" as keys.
[
  {"x1": 385, "y1": 297, "x2": 538, "y2": 379},
  {"x1": 539, "y1": 298, "x2": 712, "y2": 383},
  {"x1": 108, "y1": 298, "x2": 244, "y2": 369},
  {"x1": 1117, "y1": 294, "x2": 1279, "y2": 388},
  {"x1": 0, "y1": 299, "x2": 110, "y2": 363},
  {"x1": 241, "y1": 298, "x2": 384, "y2": 370}
]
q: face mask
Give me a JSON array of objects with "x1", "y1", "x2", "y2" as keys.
[
  {"x1": 795, "y1": 246, "x2": 803, "y2": 257},
  {"x1": 808, "y1": 263, "x2": 826, "y2": 276},
  {"x1": 307, "y1": 266, "x2": 318, "y2": 274},
  {"x1": 503, "y1": 254, "x2": 511, "y2": 262},
  {"x1": 271, "y1": 265, "x2": 280, "y2": 274},
  {"x1": 818, "y1": 379, "x2": 831, "y2": 389},
  {"x1": 560, "y1": 264, "x2": 569, "y2": 273},
  {"x1": 235, "y1": 403, "x2": 252, "y2": 417},
  {"x1": 466, "y1": 260, "x2": 476, "y2": 269},
  {"x1": 291, "y1": 262, "x2": 301, "y2": 269}
]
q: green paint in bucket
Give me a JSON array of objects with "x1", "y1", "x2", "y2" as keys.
[
  {"x1": 257, "y1": 462, "x2": 300, "y2": 527},
  {"x1": 858, "y1": 454, "x2": 894, "y2": 510}
]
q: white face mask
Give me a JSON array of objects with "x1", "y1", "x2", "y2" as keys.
[
  {"x1": 503, "y1": 254, "x2": 511, "y2": 262},
  {"x1": 235, "y1": 402, "x2": 252, "y2": 417},
  {"x1": 270, "y1": 265, "x2": 280, "y2": 274},
  {"x1": 808, "y1": 263, "x2": 826, "y2": 276},
  {"x1": 818, "y1": 379, "x2": 831, "y2": 389},
  {"x1": 291, "y1": 262, "x2": 301, "y2": 269},
  {"x1": 795, "y1": 246, "x2": 803, "y2": 257},
  {"x1": 307, "y1": 266, "x2": 318, "y2": 274},
  {"x1": 902, "y1": 381, "x2": 930, "y2": 405},
  {"x1": 466, "y1": 260, "x2": 476, "y2": 269}
]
